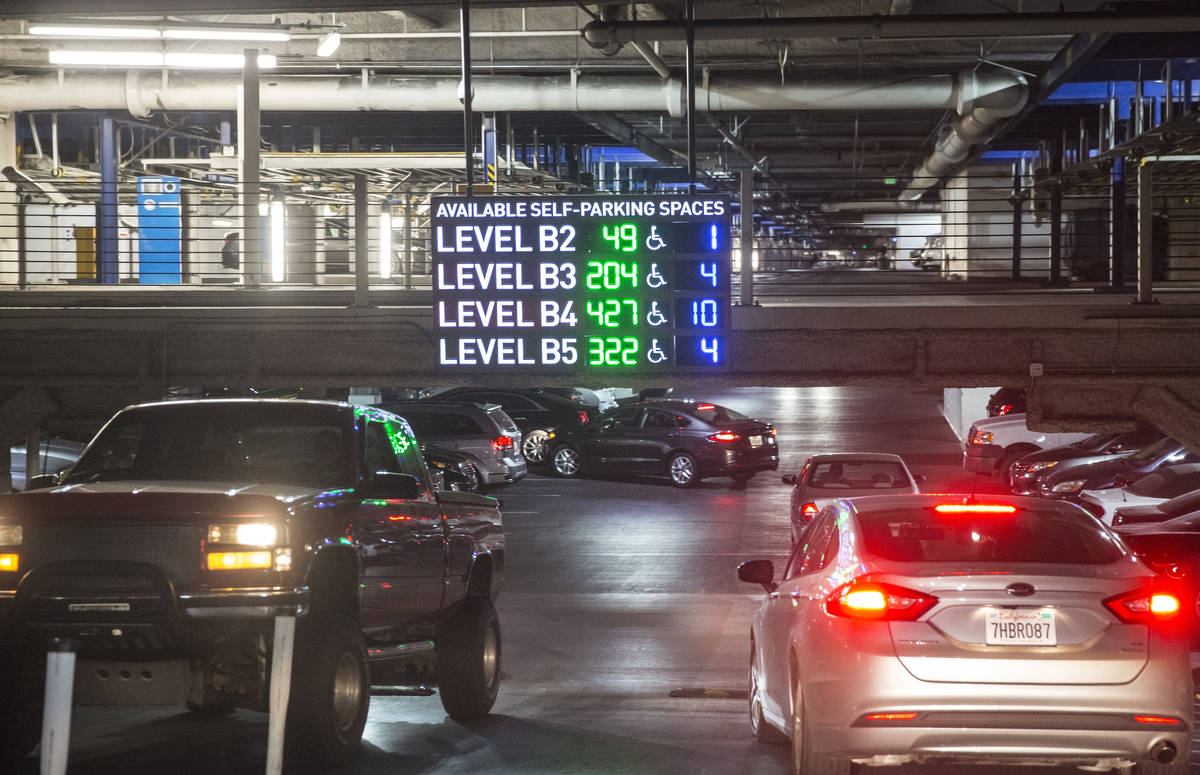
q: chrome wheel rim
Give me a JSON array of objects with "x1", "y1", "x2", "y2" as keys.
[
  {"x1": 331, "y1": 651, "x2": 363, "y2": 732},
  {"x1": 670, "y1": 455, "x2": 694, "y2": 485},
  {"x1": 481, "y1": 625, "x2": 499, "y2": 688},
  {"x1": 554, "y1": 447, "x2": 579, "y2": 476},
  {"x1": 523, "y1": 431, "x2": 549, "y2": 463}
]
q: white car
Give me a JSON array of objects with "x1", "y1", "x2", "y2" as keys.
[
  {"x1": 963, "y1": 413, "x2": 1093, "y2": 478},
  {"x1": 781, "y1": 453, "x2": 922, "y2": 545},
  {"x1": 1076, "y1": 463, "x2": 1200, "y2": 524}
]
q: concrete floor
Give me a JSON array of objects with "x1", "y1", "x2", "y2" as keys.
[{"x1": 10, "y1": 386, "x2": 1199, "y2": 774}]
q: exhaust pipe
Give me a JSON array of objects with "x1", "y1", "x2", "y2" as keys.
[{"x1": 1149, "y1": 740, "x2": 1177, "y2": 764}]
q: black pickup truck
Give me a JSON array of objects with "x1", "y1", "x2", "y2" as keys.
[{"x1": 0, "y1": 399, "x2": 504, "y2": 766}]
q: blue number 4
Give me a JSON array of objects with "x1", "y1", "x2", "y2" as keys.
[
  {"x1": 700, "y1": 337, "x2": 720, "y2": 364},
  {"x1": 700, "y1": 262, "x2": 718, "y2": 287}
]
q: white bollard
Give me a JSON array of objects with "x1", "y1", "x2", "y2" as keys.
[
  {"x1": 265, "y1": 607, "x2": 297, "y2": 775},
  {"x1": 40, "y1": 637, "x2": 77, "y2": 775}
]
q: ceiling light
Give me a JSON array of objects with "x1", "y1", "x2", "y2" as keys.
[
  {"x1": 48, "y1": 50, "x2": 277, "y2": 69},
  {"x1": 316, "y1": 31, "x2": 341, "y2": 57},
  {"x1": 31, "y1": 22, "x2": 290, "y2": 42}
]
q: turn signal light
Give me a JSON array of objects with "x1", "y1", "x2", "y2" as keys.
[
  {"x1": 206, "y1": 551, "x2": 272, "y2": 571},
  {"x1": 708, "y1": 431, "x2": 742, "y2": 443},
  {"x1": 1104, "y1": 589, "x2": 1182, "y2": 623},
  {"x1": 0, "y1": 553, "x2": 18, "y2": 572},
  {"x1": 826, "y1": 578, "x2": 938, "y2": 621}
]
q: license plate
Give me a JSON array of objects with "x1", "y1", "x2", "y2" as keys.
[
  {"x1": 749, "y1": 435, "x2": 763, "y2": 448},
  {"x1": 985, "y1": 609, "x2": 1055, "y2": 646}
]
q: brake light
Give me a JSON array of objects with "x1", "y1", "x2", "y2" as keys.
[
  {"x1": 801, "y1": 502, "x2": 818, "y2": 518},
  {"x1": 825, "y1": 579, "x2": 937, "y2": 621},
  {"x1": 577, "y1": 410, "x2": 590, "y2": 423},
  {"x1": 997, "y1": 404, "x2": 1014, "y2": 415},
  {"x1": 770, "y1": 428, "x2": 777, "y2": 436},
  {"x1": 933, "y1": 504, "x2": 1016, "y2": 515},
  {"x1": 1104, "y1": 588, "x2": 1182, "y2": 623},
  {"x1": 708, "y1": 431, "x2": 741, "y2": 442},
  {"x1": 492, "y1": 436, "x2": 514, "y2": 451},
  {"x1": 696, "y1": 404, "x2": 715, "y2": 411}
]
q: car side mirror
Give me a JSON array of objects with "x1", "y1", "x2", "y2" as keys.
[
  {"x1": 781, "y1": 473, "x2": 797, "y2": 485},
  {"x1": 737, "y1": 559, "x2": 776, "y2": 593},
  {"x1": 361, "y1": 471, "x2": 422, "y2": 500}
]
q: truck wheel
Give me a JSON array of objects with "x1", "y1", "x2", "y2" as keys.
[
  {"x1": 286, "y1": 613, "x2": 370, "y2": 766},
  {"x1": 0, "y1": 656, "x2": 42, "y2": 766},
  {"x1": 436, "y1": 597, "x2": 501, "y2": 720}
]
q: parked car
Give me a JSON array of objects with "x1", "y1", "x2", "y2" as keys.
[
  {"x1": 985, "y1": 386, "x2": 1027, "y2": 417},
  {"x1": 1113, "y1": 488, "x2": 1200, "y2": 526},
  {"x1": 548, "y1": 399, "x2": 778, "y2": 488},
  {"x1": 781, "y1": 453, "x2": 922, "y2": 545},
  {"x1": 0, "y1": 399, "x2": 504, "y2": 765},
  {"x1": 422, "y1": 387, "x2": 593, "y2": 465},
  {"x1": 963, "y1": 412, "x2": 1093, "y2": 478},
  {"x1": 1076, "y1": 463, "x2": 1200, "y2": 524},
  {"x1": 1041, "y1": 437, "x2": 1199, "y2": 501},
  {"x1": 1008, "y1": 425, "x2": 1164, "y2": 495},
  {"x1": 422, "y1": 443, "x2": 482, "y2": 493},
  {"x1": 1114, "y1": 510, "x2": 1200, "y2": 643},
  {"x1": 7, "y1": 438, "x2": 85, "y2": 491},
  {"x1": 378, "y1": 401, "x2": 526, "y2": 490},
  {"x1": 738, "y1": 494, "x2": 1192, "y2": 774}
]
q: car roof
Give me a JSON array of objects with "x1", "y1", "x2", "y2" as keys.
[
  {"x1": 806, "y1": 452, "x2": 907, "y2": 465},
  {"x1": 380, "y1": 401, "x2": 499, "y2": 412},
  {"x1": 832, "y1": 492, "x2": 1088, "y2": 518}
]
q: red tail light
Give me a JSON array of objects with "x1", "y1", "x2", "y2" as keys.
[
  {"x1": 577, "y1": 410, "x2": 590, "y2": 423},
  {"x1": 708, "y1": 431, "x2": 741, "y2": 443},
  {"x1": 933, "y1": 503, "x2": 1016, "y2": 515},
  {"x1": 825, "y1": 578, "x2": 937, "y2": 621},
  {"x1": 696, "y1": 404, "x2": 715, "y2": 411},
  {"x1": 801, "y1": 502, "x2": 818, "y2": 518},
  {"x1": 997, "y1": 403, "x2": 1014, "y2": 415},
  {"x1": 1103, "y1": 588, "x2": 1182, "y2": 624},
  {"x1": 862, "y1": 712, "x2": 919, "y2": 722},
  {"x1": 491, "y1": 436, "x2": 514, "y2": 451}
]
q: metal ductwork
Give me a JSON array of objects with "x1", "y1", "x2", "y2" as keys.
[
  {"x1": 899, "y1": 69, "x2": 1028, "y2": 201},
  {"x1": 820, "y1": 200, "x2": 940, "y2": 213}
]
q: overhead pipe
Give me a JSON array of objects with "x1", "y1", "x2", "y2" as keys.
[
  {"x1": 820, "y1": 200, "x2": 940, "y2": 213},
  {"x1": 582, "y1": 11, "x2": 1200, "y2": 45}
]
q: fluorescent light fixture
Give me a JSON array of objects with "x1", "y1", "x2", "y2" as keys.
[
  {"x1": 48, "y1": 50, "x2": 276, "y2": 69},
  {"x1": 211, "y1": 218, "x2": 234, "y2": 228},
  {"x1": 379, "y1": 209, "x2": 392, "y2": 279},
  {"x1": 31, "y1": 23, "x2": 289, "y2": 42},
  {"x1": 269, "y1": 199, "x2": 286, "y2": 282},
  {"x1": 316, "y1": 31, "x2": 341, "y2": 57}
]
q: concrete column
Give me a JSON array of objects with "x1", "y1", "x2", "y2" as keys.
[
  {"x1": 239, "y1": 50, "x2": 262, "y2": 288},
  {"x1": 460, "y1": 0, "x2": 474, "y2": 191},
  {"x1": 98, "y1": 116, "x2": 118, "y2": 284},
  {"x1": 1137, "y1": 161, "x2": 1155, "y2": 304},
  {"x1": 353, "y1": 173, "x2": 370, "y2": 307},
  {"x1": 403, "y1": 192, "x2": 413, "y2": 290},
  {"x1": 739, "y1": 169, "x2": 754, "y2": 306}
]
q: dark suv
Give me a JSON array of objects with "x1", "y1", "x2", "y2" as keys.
[
  {"x1": 422, "y1": 387, "x2": 593, "y2": 465},
  {"x1": 378, "y1": 401, "x2": 526, "y2": 490}
]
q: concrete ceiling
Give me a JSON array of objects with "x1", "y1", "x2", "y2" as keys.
[{"x1": 1, "y1": 0, "x2": 1198, "y2": 238}]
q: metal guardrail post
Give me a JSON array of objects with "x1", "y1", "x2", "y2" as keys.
[
  {"x1": 40, "y1": 637, "x2": 77, "y2": 775},
  {"x1": 1137, "y1": 160, "x2": 1155, "y2": 304},
  {"x1": 265, "y1": 606, "x2": 298, "y2": 775},
  {"x1": 353, "y1": 173, "x2": 371, "y2": 307}
]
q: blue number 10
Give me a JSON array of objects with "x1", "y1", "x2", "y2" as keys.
[
  {"x1": 701, "y1": 337, "x2": 720, "y2": 364},
  {"x1": 691, "y1": 299, "x2": 719, "y2": 327},
  {"x1": 700, "y1": 262, "x2": 718, "y2": 287}
]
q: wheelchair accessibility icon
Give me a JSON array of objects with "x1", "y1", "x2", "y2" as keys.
[
  {"x1": 647, "y1": 339, "x2": 668, "y2": 364},
  {"x1": 645, "y1": 263, "x2": 667, "y2": 288},
  {"x1": 645, "y1": 226, "x2": 667, "y2": 251},
  {"x1": 645, "y1": 301, "x2": 668, "y2": 327}
]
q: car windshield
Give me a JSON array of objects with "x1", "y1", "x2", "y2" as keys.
[
  {"x1": 806, "y1": 460, "x2": 910, "y2": 490},
  {"x1": 1162, "y1": 489, "x2": 1200, "y2": 516},
  {"x1": 1070, "y1": 432, "x2": 1119, "y2": 450},
  {"x1": 689, "y1": 403, "x2": 749, "y2": 424},
  {"x1": 65, "y1": 403, "x2": 353, "y2": 488},
  {"x1": 858, "y1": 505, "x2": 1124, "y2": 565},
  {"x1": 1126, "y1": 436, "x2": 1179, "y2": 465}
]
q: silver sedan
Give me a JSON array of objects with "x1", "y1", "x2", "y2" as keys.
[
  {"x1": 782, "y1": 453, "x2": 921, "y2": 545},
  {"x1": 739, "y1": 493, "x2": 1193, "y2": 775}
]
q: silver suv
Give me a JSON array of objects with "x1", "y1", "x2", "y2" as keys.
[{"x1": 379, "y1": 402, "x2": 526, "y2": 490}]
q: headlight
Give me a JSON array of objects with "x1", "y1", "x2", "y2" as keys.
[
  {"x1": 0, "y1": 525, "x2": 22, "y2": 545},
  {"x1": 1028, "y1": 461, "x2": 1057, "y2": 473},
  {"x1": 208, "y1": 523, "x2": 278, "y2": 546},
  {"x1": 971, "y1": 431, "x2": 993, "y2": 445},
  {"x1": 1050, "y1": 480, "x2": 1085, "y2": 494}
]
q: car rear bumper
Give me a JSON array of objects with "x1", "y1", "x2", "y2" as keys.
[{"x1": 481, "y1": 458, "x2": 527, "y2": 485}]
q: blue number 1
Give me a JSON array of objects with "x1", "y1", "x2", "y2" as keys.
[
  {"x1": 700, "y1": 337, "x2": 720, "y2": 364},
  {"x1": 700, "y1": 262, "x2": 718, "y2": 287},
  {"x1": 710, "y1": 224, "x2": 719, "y2": 250}
]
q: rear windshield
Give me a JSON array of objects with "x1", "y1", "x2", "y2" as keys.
[
  {"x1": 858, "y1": 506, "x2": 1124, "y2": 565},
  {"x1": 487, "y1": 407, "x2": 519, "y2": 433},
  {"x1": 806, "y1": 460, "x2": 910, "y2": 490},
  {"x1": 690, "y1": 403, "x2": 749, "y2": 424}
]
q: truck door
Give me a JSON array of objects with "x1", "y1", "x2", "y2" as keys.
[{"x1": 356, "y1": 416, "x2": 446, "y2": 630}]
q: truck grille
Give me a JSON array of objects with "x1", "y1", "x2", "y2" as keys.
[{"x1": 21, "y1": 525, "x2": 204, "y2": 585}]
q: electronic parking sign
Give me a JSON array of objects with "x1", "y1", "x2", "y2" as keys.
[{"x1": 432, "y1": 194, "x2": 731, "y2": 372}]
